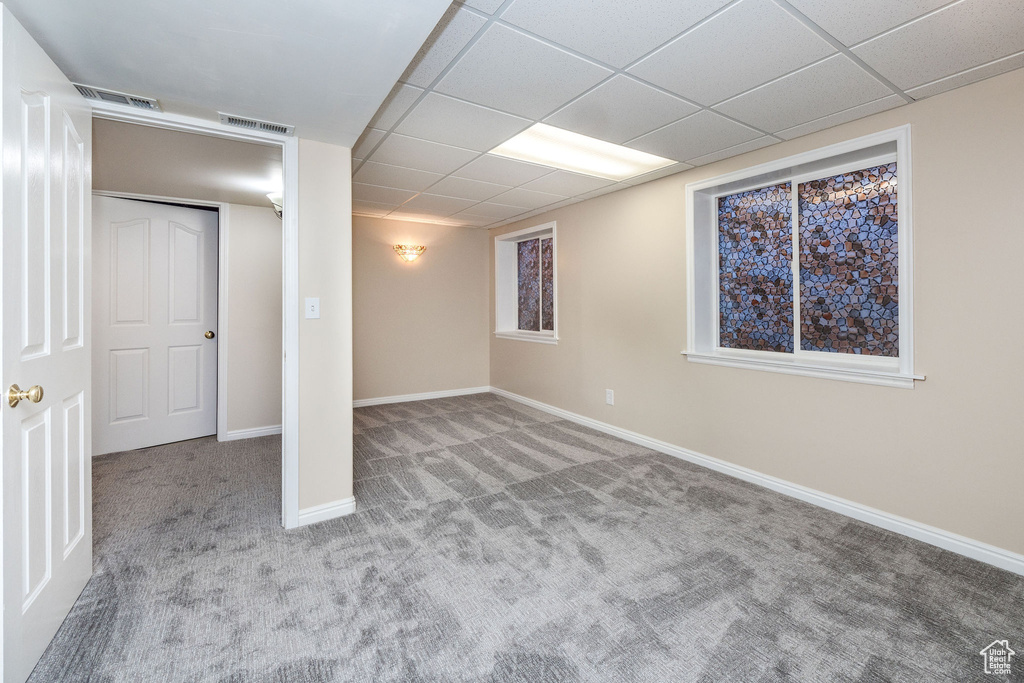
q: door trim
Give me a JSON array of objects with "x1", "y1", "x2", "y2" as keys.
[{"x1": 89, "y1": 103, "x2": 300, "y2": 529}]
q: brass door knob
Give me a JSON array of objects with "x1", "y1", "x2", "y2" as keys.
[
  {"x1": 9, "y1": 384, "x2": 44, "y2": 408},
  {"x1": 205, "y1": 331, "x2": 215, "y2": 339}
]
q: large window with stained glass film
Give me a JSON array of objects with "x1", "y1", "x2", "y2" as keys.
[{"x1": 687, "y1": 127, "x2": 916, "y2": 388}]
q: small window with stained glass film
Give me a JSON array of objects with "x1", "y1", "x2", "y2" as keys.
[
  {"x1": 495, "y1": 221, "x2": 557, "y2": 344},
  {"x1": 517, "y1": 237, "x2": 554, "y2": 332},
  {"x1": 716, "y1": 161, "x2": 899, "y2": 358}
]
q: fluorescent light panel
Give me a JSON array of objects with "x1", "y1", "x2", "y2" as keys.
[{"x1": 489, "y1": 123, "x2": 674, "y2": 181}]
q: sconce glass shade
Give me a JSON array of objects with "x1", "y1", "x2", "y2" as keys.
[
  {"x1": 266, "y1": 192, "x2": 283, "y2": 219},
  {"x1": 394, "y1": 244, "x2": 426, "y2": 262}
]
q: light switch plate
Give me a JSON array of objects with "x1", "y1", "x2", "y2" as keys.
[{"x1": 305, "y1": 297, "x2": 320, "y2": 319}]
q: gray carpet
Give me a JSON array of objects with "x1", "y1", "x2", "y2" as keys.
[{"x1": 29, "y1": 393, "x2": 1023, "y2": 682}]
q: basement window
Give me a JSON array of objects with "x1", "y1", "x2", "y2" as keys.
[
  {"x1": 684, "y1": 126, "x2": 920, "y2": 388},
  {"x1": 495, "y1": 222, "x2": 557, "y2": 344}
]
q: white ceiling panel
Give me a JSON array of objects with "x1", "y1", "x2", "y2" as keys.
[
  {"x1": 435, "y1": 24, "x2": 613, "y2": 119},
  {"x1": 426, "y1": 175, "x2": 512, "y2": 201},
  {"x1": 573, "y1": 184, "x2": 629, "y2": 202},
  {"x1": 628, "y1": 0, "x2": 835, "y2": 106},
  {"x1": 683, "y1": 136, "x2": 777, "y2": 168},
  {"x1": 352, "y1": 183, "x2": 418, "y2": 205},
  {"x1": 353, "y1": 161, "x2": 444, "y2": 192},
  {"x1": 352, "y1": 128, "x2": 387, "y2": 159},
  {"x1": 367, "y1": 83, "x2": 424, "y2": 129},
  {"x1": 715, "y1": 55, "x2": 895, "y2": 133},
  {"x1": 906, "y1": 51, "x2": 1024, "y2": 99},
  {"x1": 453, "y1": 154, "x2": 554, "y2": 185},
  {"x1": 352, "y1": 200, "x2": 395, "y2": 217},
  {"x1": 457, "y1": 0, "x2": 505, "y2": 15},
  {"x1": 774, "y1": 95, "x2": 904, "y2": 140},
  {"x1": 520, "y1": 170, "x2": 616, "y2": 197},
  {"x1": 369, "y1": 134, "x2": 479, "y2": 175},
  {"x1": 627, "y1": 111, "x2": 762, "y2": 162},
  {"x1": 399, "y1": 192, "x2": 480, "y2": 216},
  {"x1": 786, "y1": 0, "x2": 953, "y2": 47},
  {"x1": 544, "y1": 75, "x2": 699, "y2": 143},
  {"x1": 453, "y1": 202, "x2": 529, "y2": 219},
  {"x1": 489, "y1": 187, "x2": 566, "y2": 209},
  {"x1": 620, "y1": 162, "x2": 692, "y2": 185},
  {"x1": 401, "y1": 6, "x2": 489, "y2": 88},
  {"x1": 395, "y1": 93, "x2": 532, "y2": 151},
  {"x1": 500, "y1": 0, "x2": 733, "y2": 68},
  {"x1": 852, "y1": 0, "x2": 1024, "y2": 90}
]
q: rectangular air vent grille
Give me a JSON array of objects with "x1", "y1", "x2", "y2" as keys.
[
  {"x1": 218, "y1": 113, "x2": 294, "y2": 136},
  {"x1": 73, "y1": 84, "x2": 161, "y2": 111}
]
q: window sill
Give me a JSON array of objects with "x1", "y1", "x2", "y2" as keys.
[
  {"x1": 682, "y1": 351, "x2": 924, "y2": 389},
  {"x1": 495, "y1": 331, "x2": 558, "y2": 345}
]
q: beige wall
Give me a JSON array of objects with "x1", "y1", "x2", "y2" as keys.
[
  {"x1": 225, "y1": 204, "x2": 282, "y2": 433},
  {"x1": 353, "y1": 216, "x2": 489, "y2": 400},
  {"x1": 297, "y1": 139, "x2": 353, "y2": 509},
  {"x1": 490, "y1": 69, "x2": 1024, "y2": 556}
]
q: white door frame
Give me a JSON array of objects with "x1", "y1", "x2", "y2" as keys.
[{"x1": 89, "y1": 102, "x2": 300, "y2": 529}]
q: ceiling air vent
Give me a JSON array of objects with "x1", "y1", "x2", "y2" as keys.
[
  {"x1": 73, "y1": 84, "x2": 161, "y2": 111},
  {"x1": 218, "y1": 113, "x2": 294, "y2": 136}
]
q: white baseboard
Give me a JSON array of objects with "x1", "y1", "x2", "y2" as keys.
[
  {"x1": 218, "y1": 425, "x2": 282, "y2": 442},
  {"x1": 490, "y1": 387, "x2": 1024, "y2": 577},
  {"x1": 297, "y1": 496, "x2": 356, "y2": 526},
  {"x1": 353, "y1": 386, "x2": 491, "y2": 408}
]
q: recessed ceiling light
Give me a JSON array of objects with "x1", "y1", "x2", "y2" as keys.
[{"x1": 489, "y1": 123, "x2": 675, "y2": 181}]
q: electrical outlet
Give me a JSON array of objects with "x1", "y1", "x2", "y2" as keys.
[{"x1": 605, "y1": 389, "x2": 614, "y2": 406}]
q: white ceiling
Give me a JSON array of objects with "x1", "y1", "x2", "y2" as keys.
[
  {"x1": 3, "y1": 0, "x2": 453, "y2": 147},
  {"x1": 93, "y1": 119, "x2": 284, "y2": 208},
  {"x1": 353, "y1": 0, "x2": 1024, "y2": 228}
]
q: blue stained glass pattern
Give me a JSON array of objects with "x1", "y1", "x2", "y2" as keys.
[
  {"x1": 718, "y1": 183, "x2": 794, "y2": 353},
  {"x1": 799, "y1": 163, "x2": 898, "y2": 356},
  {"x1": 517, "y1": 239, "x2": 540, "y2": 331}
]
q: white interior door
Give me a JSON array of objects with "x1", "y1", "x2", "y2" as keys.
[
  {"x1": 1, "y1": 6, "x2": 93, "y2": 683},
  {"x1": 92, "y1": 196, "x2": 218, "y2": 455}
]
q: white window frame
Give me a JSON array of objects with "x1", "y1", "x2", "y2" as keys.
[
  {"x1": 495, "y1": 221, "x2": 558, "y2": 344},
  {"x1": 684, "y1": 125, "x2": 921, "y2": 389}
]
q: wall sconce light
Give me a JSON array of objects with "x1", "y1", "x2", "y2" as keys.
[
  {"x1": 266, "y1": 192, "x2": 283, "y2": 219},
  {"x1": 394, "y1": 245, "x2": 426, "y2": 262}
]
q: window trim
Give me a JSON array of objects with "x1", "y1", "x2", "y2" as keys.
[
  {"x1": 494, "y1": 221, "x2": 558, "y2": 344},
  {"x1": 684, "y1": 125, "x2": 921, "y2": 389}
]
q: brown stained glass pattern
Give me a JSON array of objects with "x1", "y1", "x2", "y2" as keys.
[
  {"x1": 517, "y1": 239, "x2": 540, "y2": 331},
  {"x1": 718, "y1": 183, "x2": 794, "y2": 353},
  {"x1": 541, "y1": 238, "x2": 554, "y2": 331},
  {"x1": 799, "y1": 163, "x2": 898, "y2": 356}
]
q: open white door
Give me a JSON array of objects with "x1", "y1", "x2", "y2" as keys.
[
  {"x1": 92, "y1": 197, "x2": 218, "y2": 455},
  {"x1": 1, "y1": 6, "x2": 93, "y2": 683}
]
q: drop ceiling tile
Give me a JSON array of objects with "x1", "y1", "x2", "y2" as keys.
[
  {"x1": 353, "y1": 161, "x2": 444, "y2": 192},
  {"x1": 621, "y1": 162, "x2": 692, "y2": 185},
  {"x1": 684, "y1": 136, "x2": 778, "y2": 167},
  {"x1": 396, "y1": 93, "x2": 532, "y2": 151},
  {"x1": 787, "y1": 0, "x2": 951, "y2": 47},
  {"x1": 456, "y1": 0, "x2": 505, "y2": 15},
  {"x1": 906, "y1": 51, "x2": 1024, "y2": 99},
  {"x1": 520, "y1": 170, "x2": 616, "y2": 196},
  {"x1": 774, "y1": 95, "x2": 904, "y2": 140},
  {"x1": 426, "y1": 175, "x2": 511, "y2": 201},
  {"x1": 626, "y1": 111, "x2": 762, "y2": 162},
  {"x1": 628, "y1": 0, "x2": 835, "y2": 105},
  {"x1": 852, "y1": 0, "x2": 1024, "y2": 90},
  {"x1": 352, "y1": 128, "x2": 386, "y2": 159},
  {"x1": 401, "y1": 6, "x2": 488, "y2": 88},
  {"x1": 501, "y1": 0, "x2": 732, "y2": 68},
  {"x1": 715, "y1": 55, "x2": 894, "y2": 133},
  {"x1": 452, "y1": 154, "x2": 554, "y2": 185},
  {"x1": 352, "y1": 200, "x2": 395, "y2": 217},
  {"x1": 386, "y1": 210, "x2": 462, "y2": 225},
  {"x1": 369, "y1": 134, "x2": 479, "y2": 175},
  {"x1": 489, "y1": 187, "x2": 567, "y2": 209},
  {"x1": 453, "y1": 202, "x2": 529, "y2": 219},
  {"x1": 574, "y1": 183, "x2": 630, "y2": 201},
  {"x1": 367, "y1": 83, "x2": 424, "y2": 129},
  {"x1": 399, "y1": 193, "x2": 480, "y2": 216},
  {"x1": 352, "y1": 183, "x2": 417, "y2": 206},
  {"x1": 435, "y1": 24, "x2": 613, "y2": 119},
  {"x1": 544, "y1": 75, "x2": 699, "y2": 143}
]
